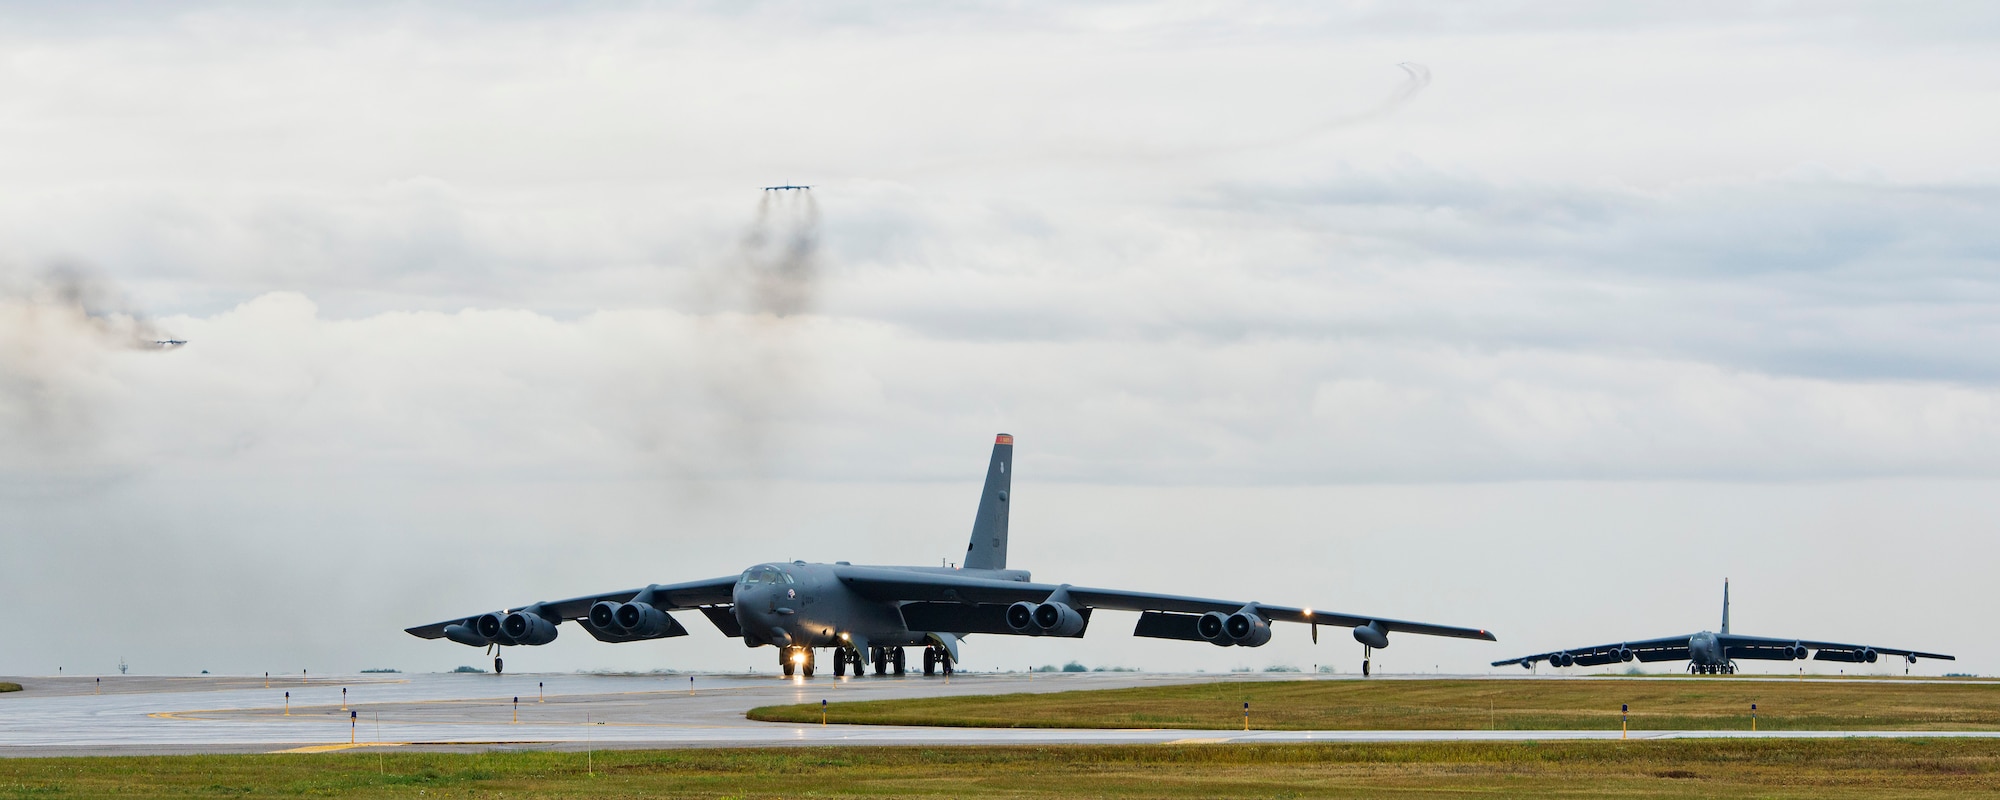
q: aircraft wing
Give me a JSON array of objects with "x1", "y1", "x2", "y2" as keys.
[
  {"x1": 404, "y1": 576, "x2": 738, "y2": 640},
  {"x1": 1717, "y1": 634, "x2": 1954, "y2": 663},
  {"x1": 834, "y1": 565, "x2": 1495, "y2": 642},
  {"x1": 1490, "y1": 635, "x2": 1696, "y2": 668}
]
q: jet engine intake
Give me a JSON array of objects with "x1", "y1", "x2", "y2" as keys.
[
  {"x1": 613, "y1": 602, "x2": 672, "y2": 637},
  {"x1": 1351, "y1": 622, "x2": 1389, "y2": 650},
  {"x1": 1005, "y1": 601, "x2": 1037, "y2": 634},
  {"x1": 589, "y1": 601, "x2": 622, "y2": 631},
  {"x1": 1196, "y1": 611, "x2": 1232, "y2": 646},
  {"x1": 1791, "y1": 644, "x2": 1809, "y2": 660},
  {"x1": 501, "y1": 611, "x2": 558, "y2": 646},
  {"x1": 1030, "y1": 602, "x2": 1086, "y2": 637},
  {"x1": 1862, "y1": 647, "x2": 1878, "y2": 664},
  {"x1": 1554, "y1": 652, "x2": 1575, "y2": 668},
  {"x1": 475, "y1": 612, "x2": 506, "y2": 641},
  {"x1": 1225, "y1": 610, "x2": 1271, "y2": 647}
]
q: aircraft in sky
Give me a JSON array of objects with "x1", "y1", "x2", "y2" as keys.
[
  {"x1": 762, "y1": 185, "x2": 811, "y2": 191},
  {"x1": 155, "y1": 339, "x2": 186, "y2": 346},
  {"x1": 409, "y1": 434, "x2": 1497, "y2": 677},
  {"x1": 1491, "y1": 580, "x2": 1954, "y2": 675}
]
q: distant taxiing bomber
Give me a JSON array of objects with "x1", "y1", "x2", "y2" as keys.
[
  {"x1": 409, "y1": 434, "x2": 1496, "y2": 677},
  {"x1": 1493, "y1": 581, "x2": 1953, "y2": 675},
  {"x1": 762, "y1": 185, "x2": 811, "y2": 191}
]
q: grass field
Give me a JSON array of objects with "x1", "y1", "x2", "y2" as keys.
[
  {"x1": 748, "y1": 678, "x2": 2000, "y2": 731},
  {"x1": 0, "y1": 683, "x2": 19, "y2": 693},
  {"x1": 2, "y1": 740, "x2": 1998, "y2": 798}
]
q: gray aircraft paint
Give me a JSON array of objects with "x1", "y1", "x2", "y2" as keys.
[
  {"x1": 409, "y1": 434, "x2": 1495, "y2": 677},
  {"x1": 1492, "y1": 580, "x2": 1952, "y2": 674},
  {"x1": 962, "y1": 434, "x2": 1011, "y2": 571}
]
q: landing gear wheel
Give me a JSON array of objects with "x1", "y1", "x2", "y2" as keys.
[
  {"x1": 892, "y1": 647, "x2": 906, "y2": 676},
  {"x1": 834, "y1": 649, "x2": 847, "y2": 677},
  {"x1": 804, "y1": 649, "x2": 817, "y2": 678},
  {"x1": 1361, "y1": 659, "x2": 1370, "y2": 677},
  {"x1": 781, "y1": 648, "x2": 796, "y2": 678},
  {"x1": 923, "y1": 648, "x2": 937, "y2": 676},
  {"x1": 873, "y1": 647, "x2": 888, "y2": 676},
  {"x1": 494, "y1": 656, "x2": 504, "y2": 675}
]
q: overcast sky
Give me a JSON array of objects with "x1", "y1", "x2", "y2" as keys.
[{"x1": 3, "y1": 1, "x2": 1997, "y2": 678}]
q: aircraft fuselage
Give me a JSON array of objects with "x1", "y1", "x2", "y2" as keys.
[{"x1": 730, "y1": 562, "x2": 1028, "y2": 653}]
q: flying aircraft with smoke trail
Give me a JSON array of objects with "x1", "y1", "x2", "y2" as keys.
[{"x1": 408, "y1": 435, "x2": 1496, "y2": 678}]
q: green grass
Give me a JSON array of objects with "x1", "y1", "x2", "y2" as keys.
[
  {"x1": 2, "y1": 740, "x2": 1999, "y2": 798},
  {"x1": 0, "y1": 683, "x2": 20, "y2": 693},
  {"x1": 749, "y1": 678, "x2": 2000, "y2": 731}
]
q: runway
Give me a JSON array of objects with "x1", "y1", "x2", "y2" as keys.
[{"x1": 3, "y1": 672, "x2": 1996, "y2": 757}]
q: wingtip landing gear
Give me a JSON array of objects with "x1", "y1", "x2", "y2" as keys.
[{"x1": 1361, "y1": 645, "x2": 1372, "y2": 677}]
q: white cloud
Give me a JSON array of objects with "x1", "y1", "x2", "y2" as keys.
[{"x1": 3, "y1": 1, "x2": 1997, "y2": 675}]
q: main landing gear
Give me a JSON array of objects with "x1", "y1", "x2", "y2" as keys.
[
  {"x1": 922, "y1": 645, "x2": 953, "y2": 676},
  {"x1": 1361, "y1": 646, "x2": 1372, "y2": 677},
  {"x1": 1689, "y1": 662, "x2": 1738, "y2": 675},
  {"x1": 866, "y1": 646, "x2": 906, "y2": 676}
]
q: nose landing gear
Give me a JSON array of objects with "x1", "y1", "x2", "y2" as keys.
[{"x1": 780, "y1": 647, "x2": 816, "y2": 678}]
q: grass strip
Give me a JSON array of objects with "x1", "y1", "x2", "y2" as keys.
[
  {"x1": 2, "y1": 740, "x2": 1998, "y2": 798},
  {"x1": 749, "y1": 678, "x2": 2000, "y2": 731}
]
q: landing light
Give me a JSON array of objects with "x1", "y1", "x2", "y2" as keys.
[
  {"x1": 839, "y1": 633, "x2": 850, "y2": 641},
  {"x1": 1303, "y1": 608, "x2": 1313, "y2": 617},
  {"x1": 791, "y1": 652, "x2": 805, "y2": 664}
]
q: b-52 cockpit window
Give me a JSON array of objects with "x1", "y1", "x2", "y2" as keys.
[{"x1": 741, "y1": 567, "x2": 790, "y2": 585}]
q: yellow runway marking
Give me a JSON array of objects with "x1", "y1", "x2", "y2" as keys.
[{"x1": 271, "y1": 743, "x2": 408, "y2": 754}]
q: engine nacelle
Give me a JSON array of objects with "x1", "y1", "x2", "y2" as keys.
[
  {"x1": 1554, "y1": 652, "x2": 1574, "y2": 668},
  {"x1": 589, "y1": 601, "x2": 622, "y2": 630},
  {"x1": 1616, "y1": 648, "x2": 1635, "y2": 663},
  {"x1": 443, "y1": 623, "x2": 490, "y2": 647},
  {"x1": 1197, "y1": 611, "x2": 1232, "y2": 646},
  {"x1": 501, "y1": 610, "x2": 558, "y2": 646},
  {"x1": 613, "y1": 602, "x2": 672, "y2": 637},
  {"x1": 1005, "y1": 601, "x2": 1037, "y2": 634},
  {"x1": 1791, "y1": 643, "x2": 1809, "y2": 660},
  {"x1": 1861, "y1": 647, "x2": 1878, "y2": 664},
  {"x1": 1225, "y1": 611, "x2": 1272, "y2": 647},
  {"x1": 475, "y1": 612, "x2": 506, "y2": 641},
  {"x1": 1031, "y1": 602, "x2": 1086, "y2": 637},
  {"x1": 1352, "y1": 622, "x2": 1389, "y2": 650}
]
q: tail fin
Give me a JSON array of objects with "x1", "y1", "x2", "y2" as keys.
[
  {"x1": 1721, "y1": 579, "x2": 1731, "y2": 634},
  {"x1": 962, "y1": 434, "x2": 1013, "y2": 570}
]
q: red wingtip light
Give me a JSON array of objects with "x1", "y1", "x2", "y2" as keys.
[{"x1": 995, "y1": 434, "x2": 1014, "y2": 445}]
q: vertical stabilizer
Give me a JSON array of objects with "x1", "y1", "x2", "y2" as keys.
[
  {"x1": 963, "y1": 434, "x2": 1014, "y2": 570},
  {"x1": 1721, "y1": 579, "x2": 1731, "y2": 635}
]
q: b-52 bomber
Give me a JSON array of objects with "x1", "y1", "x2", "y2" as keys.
[
  {"x1": 408, "y1": 434, "x2": 1497, "y2": 677},
  {"x1": 1492, "y1": 581, "x2": 1953, "y2": 675}
]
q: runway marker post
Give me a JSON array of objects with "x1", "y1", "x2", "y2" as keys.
[
  {"x1": 264, "y1": 672, "x2": 269, "y2": 689},
  {"x1": 1244, "y1": 702, "x2": 1250, "y2": 731},
  {"x1": 342, "y1": 687, "x2": 347, "y2": 711},
  {"x1": 539, "y1": 682, "x2": 544, "y2": 703},
  {"x1": 95, "y1": 678, "x2": 99, "y2": 695},
  {"x1": 284, "y1": 691, "x2": 290, "y2": 716},
  {"x1": 349, "y1": 710, "x2": 356, "y2": 744},
  {"x1": 1621, "y1": 704, "x2": 1628, "y2": 739},
  {"x1": 1751, "y1": 703, "x2": 1758, "y2": 732},
  {"x1": 690, "y1": 676, "x2": 695, "y2": 696},
  {"x1": 513, "y1": 696, "x2": 519, "y2": 724},
  {"x1": 821, "y1": 699, "x2": 827, "y2": 726}
]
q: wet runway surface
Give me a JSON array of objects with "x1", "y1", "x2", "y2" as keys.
[{"x1": 4, "y1": 672, "x2": 1997, "y2": 756}]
